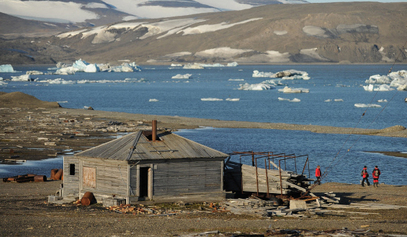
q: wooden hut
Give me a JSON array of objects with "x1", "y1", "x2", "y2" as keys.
[{"x1": 62, "y1": 121, "x2": 228, "y2": 204}]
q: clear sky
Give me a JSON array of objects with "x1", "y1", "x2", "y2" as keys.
[{"x1": 308, "y1": 0, "x2": 406, "y2": 2}]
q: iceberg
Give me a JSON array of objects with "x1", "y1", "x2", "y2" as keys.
[
  {"x1": 278, "y1": 86, "x2": 309, "y2": 93},
  {"x1": 0, "y1": 64, "x2": 15, "y2": 72},
  {"x1": 365, "y1": 74, "x2": 391, "y2": 84},
  {"x1": 228, "y1": 79, "x2": 244, "y2": 81},
  {"x1": 72, "y1": 59, "x2": 89, "y2": 71},
  {"x1": 334, "y1": 99, "x2": 344, "y2": 102},
  {"x1": 55, "y1": 67, "x2": 76, "y2": 75},
  {"x1": 378, "y1": 99, "x2": 388, "y2": 103},
  {"x1": 84, "y1": 64, "x2": 99, "y2": 73},
  {"x1": 238, "y1": 82, "x2": 274, "y2": 91},
  {"x1": 54, "y1": 60, "x2": 141, "y2": 74},
  {"x1": 172, "y1": 74, "x2": 192, "y2": 79},
  {"x1": 149, "y1": 99, "x2": 159, "y2": 102}
]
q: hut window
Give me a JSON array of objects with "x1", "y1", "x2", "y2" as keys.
[{"x1": 69, "y1": 164, "x2": 75, "y2": 175}]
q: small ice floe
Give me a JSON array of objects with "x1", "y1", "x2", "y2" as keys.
[
  {"x1": 324, "y1": 99, "x2": 332, "y2": 102},
  {"x1": 354, "y1": 103, "x2": 381, "y2": 108},
  {"x1": 201, "y1": 98, "x2": 223, "y2": 101},
  {"x1": 252, "y1": 70, "x2": 274, "y2": 78},
  {"x1": 238, "y1": 83, "x2": 274, "y2": 90},
  {"x1": 11, "y1": 74, "x2": 33, "y2": 81},
  {"x1": 253, "y1": 70, "x2": 310, "y2": 80},
  {"x1": 278, "y1": 97, "x2": 301, "y2": 102},
  {"x1": 149, "y1": 99, "x2": 159, "y2": 102},
  {"x1": 26, "y1": 70, "x2": 44, "y2": 75},
  {"x1": 278, "y1": 86, "x2": 309, "y2": 93},
  {"x1": 183, "y1": 63, "x2": 204, "y2": 69},
  {"x1": 228, "y1": 79, "x2": 244, "y2": 81},
  {"x1": 172, "y1": 73, "x2": 192, "y2": 79},
  {"x1": 0, "y1": 81, "x2": 7, "y2": 86},
  {"x1": 57, "y1": 101, "x2": 68, "y2": 104},
  {"x1": 334, "y1": 99, "x2": 344, "y2": 102},
  {"x1": 226, "y1": 98, "x2": 240, "y2": 101},
  {"x1": 377, "y1": 99, "x2": 388, "y2": 103},
  {"x1": 227, "y1": 62, "x2": 238, "y2": 67}
]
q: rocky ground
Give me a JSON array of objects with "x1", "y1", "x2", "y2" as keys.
[
  {"x1": 1, "y1": 91, "x2": 407, "y2": 236},
  {"x1": 0, "y1": 181, "x2": 406, "y2": 236}
]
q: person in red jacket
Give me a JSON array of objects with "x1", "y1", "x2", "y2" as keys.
[
  {"x1": 315, "y1": 165, "x2": 321, "y2": 185},
  {"x1": 361, "y1": 166, "x2": 370, "y2": 187},
  {"x1": 372, "y1": 166, "x2": 381, "y2": 187}
]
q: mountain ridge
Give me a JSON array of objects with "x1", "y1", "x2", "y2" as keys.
[{"x1": 0, "y1": 2, "x2": 406, "y2": 65}]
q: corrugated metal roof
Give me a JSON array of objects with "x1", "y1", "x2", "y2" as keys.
[{"x1": 75, "y1": 131, "x2": 228, "y2": 161}]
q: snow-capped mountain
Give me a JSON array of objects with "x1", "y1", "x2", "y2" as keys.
[{"x1": 0, "y1": 0, "x2": 308, "y2": 26}]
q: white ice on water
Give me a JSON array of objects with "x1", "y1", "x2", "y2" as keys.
[
  {"x1": 149, "y1": 99, "x2": 159, "y2": 102},
  {"x1": 354, "y1": 103, "x2": 381, "y2": 108},
  {"x1": 201, "y1": 98, "x2": 240, "y2": 101},
  {"x1": 11, "y1": 74, "x2": 33, "y2": 82},
  {"x1": 365, "y1": 70, "x2": 407, "y2": 91},
  {"x1": 238, "y1": 83, "x2": 274, "y2": 91},
  {"x1": 278, "y1": 86, "x2": 309, "y2": 93},
  {"x1": 0, "y1": 64, "x2": 15, "y2": 72},
  {"x1": 363, "y1": 84, "x2": 394, "y2": 92},
  {"x1": 54, "y1": 59, "x2": 141, "y2": 74},
  {"x1": 252, "y1": 69, "x2": 310, "y2": 80},
  {"x1": 172, "y1": 74, "x2": 192, "y2": 79},
  {"x1": 201, "y1": 98, "x2": 223, "y2": 101},
  {"x1": 278, "y1": 97, "x2": 301, "y2": 102}
]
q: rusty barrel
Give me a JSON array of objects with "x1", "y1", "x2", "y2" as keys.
[
  {"x1": 34, "y1": 175, "x2": 47, "y2": 182},
  {"x1": 81, "y1": 192, "x2": 95, "y2": 206},
  {"x1": 54, "y1": 169, "x2": 63, "y2": 180},
  {"x1": 50, "y1": 169, "x2": 59, "y2": 180}
]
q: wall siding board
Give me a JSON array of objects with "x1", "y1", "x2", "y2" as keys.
[{"x1": 63, "y1": 156, "x2": 79, "y2": 197}]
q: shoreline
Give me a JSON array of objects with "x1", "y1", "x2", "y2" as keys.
[{"x1": 1, "y1": 91, "x2": 406, "y2": 162}]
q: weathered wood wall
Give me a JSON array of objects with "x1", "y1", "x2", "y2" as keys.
[
  {"x1": 152, "y1": 160, "x2": 224, "y2": 201},
  {"x1": 63, "y1": 156, "x2": 79, "y2": 198},
  {"x1": 79, "y1": 158, "x2": 129, "y2": 201}
]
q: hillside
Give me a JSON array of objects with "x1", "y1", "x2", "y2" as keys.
[{"x1": 0, "y1": 2, "x2": 406, "y2": 65}]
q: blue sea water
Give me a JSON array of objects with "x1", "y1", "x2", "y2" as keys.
[{"x1": 1, "y1": 64, "x2": 406, "y2": 185}]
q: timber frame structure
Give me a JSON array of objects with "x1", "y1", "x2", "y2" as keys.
[{"x1": 224, "y1": 151, "x2": 314, "y2": 199}]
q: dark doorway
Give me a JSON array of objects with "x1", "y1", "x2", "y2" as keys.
[{"x1": 139, "y1": 167, "x2": 149, "y2": 197}]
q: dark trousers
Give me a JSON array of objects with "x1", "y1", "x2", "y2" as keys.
[
  {"x1": 362, "y1": 177, "x2": 370, "y2": 186},
  {"x1": 315, "y1": 177, "x2": 321, "y2": 185}
]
